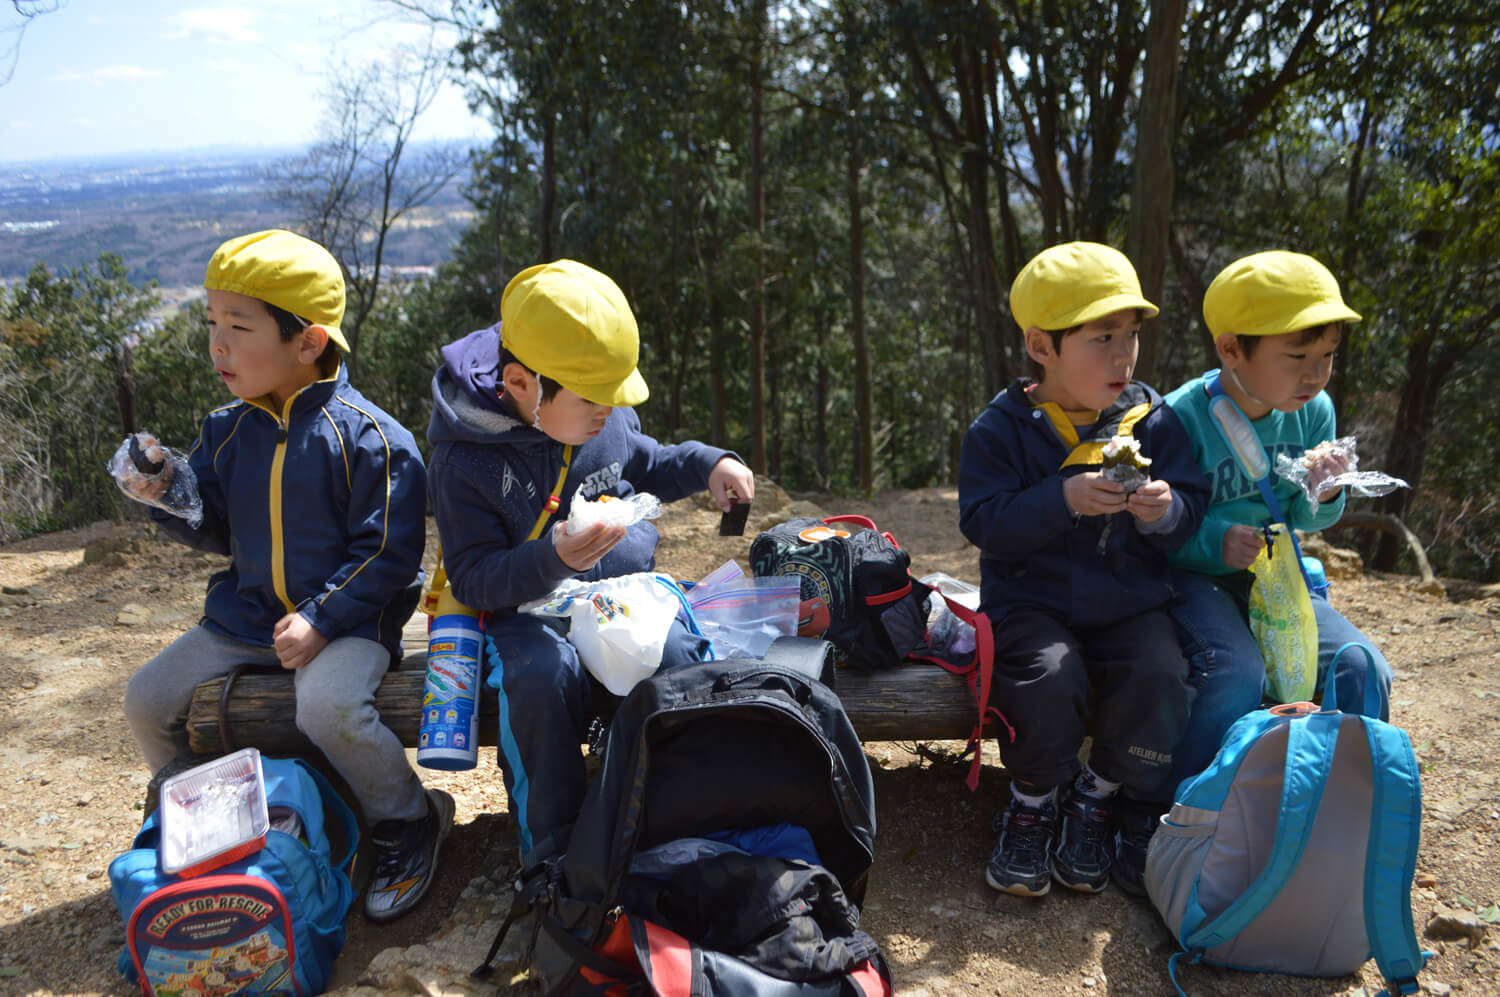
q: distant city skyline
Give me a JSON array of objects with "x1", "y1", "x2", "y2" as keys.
[{"x1": 0, "y1": 1, "x2": 489, "y2": 164}]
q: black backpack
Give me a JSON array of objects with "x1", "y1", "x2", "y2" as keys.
[
  {"x1": 749, "y1": 515, "x2": 932, "y2": 670},
  {"x1": 475, "y1": 645, "x2": 893, "y2": 996}
]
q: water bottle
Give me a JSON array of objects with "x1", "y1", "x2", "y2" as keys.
[
  {"x1": 417, "y1": 579, "x2": 482, "y2": 771},
  {"x1": 1301, "y1": 556, "x2": 1331, "y2": 604}
]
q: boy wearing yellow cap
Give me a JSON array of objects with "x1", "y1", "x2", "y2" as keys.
[
  {"x1": 425, "y1": 259, "x2": 754, "y2": 860},
  {"x1": 119, "y1": 230, "x2": 451, "y2": 923},
  {"x1": 1165, "y1": 250, "x2": 1394, "y2": 784},
  {"x1": 959, "y1": 242, "x2": 1209, "y2": 898}
]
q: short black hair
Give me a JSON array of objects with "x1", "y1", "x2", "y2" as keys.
[
  {"x1": 264, "y1": 301, "x2": 339, "y2": 364},
  {"x1": 1026, "y1": 307, "x2": 1146, "y2": 382},
  {"x1": 498, "y1": 347, "x2": 562, "y2": 401},
  {"x1": 1236, "y1": 322, "x2": 1343, "y2": 359}
]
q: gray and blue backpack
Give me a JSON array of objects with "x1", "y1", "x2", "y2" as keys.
[{"x1": 1145, "y1": 644, "x2": 1427, "y2": 996}]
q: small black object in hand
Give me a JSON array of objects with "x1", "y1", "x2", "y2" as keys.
[{"x1": 719, "y1": 501, "x2": 752, "y2": 537}]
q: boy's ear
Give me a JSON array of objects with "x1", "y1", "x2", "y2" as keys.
[
  {"x1": 1023, "y1": 326, "x2": 1056, "y2": 366},
  {"x1": 500, "y1": 361, "x2": 536, "y2": 395},
  {"x1": 1214, "y1": 331, "x2": 1243, "y2": 367},
  {"x1": 298, "y1": 325, "x2": 331, "y2": 365}
]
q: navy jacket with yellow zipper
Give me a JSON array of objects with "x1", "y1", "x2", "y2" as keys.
[
  {"x1": 958, "y1": 380, "x2": 1210, "y2": 629},
  {"x1": 425, "y1": 325, "x2": 732, "y2": 616},
  {"x1": 150, "y1": 361, "x2": 427, "y2": 653}
]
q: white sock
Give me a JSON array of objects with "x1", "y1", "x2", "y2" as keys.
[
  {"x1": 1011, "y1": 785, "x2": 1054, "y2": 809},
  {"x1": 1079, "y1": 764, "x2": 1120, "y2": 798}
]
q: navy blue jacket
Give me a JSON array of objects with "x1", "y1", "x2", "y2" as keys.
[
  {"x1": 958, "y1": 380, "x2": 1209, "y2": 628},
  {"x1": 152, "y1": 362, "x2": 427, "y2": 650},
  {"x1": 426, "y1": 324, "x2": 733, "y2": 614}
]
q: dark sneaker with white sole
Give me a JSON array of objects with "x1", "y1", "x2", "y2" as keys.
[
  {"x1": 1052, "y1": 781, "x2": 1114, "y2": 893},
  {"x1": 985, "y1": 796, "x2": 1058, "y2": 897},
  {"x1": 364, "y1": 788, "x2": 455, "y2": 922}
]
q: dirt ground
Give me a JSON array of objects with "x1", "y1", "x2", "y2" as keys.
[{"x1": 1, "y1": 486, "x2": 1498, "y2": 996}]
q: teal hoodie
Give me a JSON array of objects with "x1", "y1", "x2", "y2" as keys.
[{"x1": 1165, "y1": 370, "x2": 1345, "y2": 576}]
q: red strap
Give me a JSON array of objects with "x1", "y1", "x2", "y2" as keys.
[
  {"x1": 929, "y1": 594, "x2": 1002, "y2": 791},
  {"x1": 865, "y1": 580, "x2": 912, "y2": 606},
  {"x1": 825, "y1": 513, "x2": 878, "y2": 532},
  {"x1": 847, "y1": 957, "x2": 893, "y2": 997},
  {"x1": 640, "y1": 920, "x2": 694, "y2": 997}
]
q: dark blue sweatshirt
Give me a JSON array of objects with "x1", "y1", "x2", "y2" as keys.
[
  {"x1": 958, "y1": 380, "x2": 1210, "y2": 628},
  {"x1": 426, "y1": 324, "x2": 734, "y2": 614}
]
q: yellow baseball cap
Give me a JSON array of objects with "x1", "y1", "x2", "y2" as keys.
[
  {"x1": 1203, "y1": 251, "x2": 1361, "y2": 337},
  {"x1": 500, "y1": 260, "x2": 649, "y2": 407},
  {"x1": 204, "y1": 230, "x2": 348, "y2": 351},
  {"x1": 1010, "y1": 242, "x2": 1158, "y2": 332}
]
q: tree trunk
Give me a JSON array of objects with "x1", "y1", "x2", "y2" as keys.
[
  {"x1": 1127, "y1": 0, "x2": 1187, "y2": 384},
  {"x1": 115, "y1": 343, "x2": 137, "y2": 437},
  {"x1": 954, "y1": 38, "x2": 1004, "y2": 398},
  {"x1": 540, "y1": 112, "x2": 557, "y2": 260},
  {"x1": 747, "y1": 0, "x2": 769, "y2": 475},
  {"x1": 847, "y1": 72, "x2": 873, "y2": 496}
]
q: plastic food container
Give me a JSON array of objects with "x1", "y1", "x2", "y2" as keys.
[{"x1": 159, "y1": 747, "x2": 269, "y2": 878}]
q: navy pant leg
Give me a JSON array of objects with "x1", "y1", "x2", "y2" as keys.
[
  {"x1": 1313, "y1": 593, "x2": 1393, "y2": 719},
  {"x1": 659, "y1": 616, "x2": 711, "y2": 671},
  {"x1": 1081, "y1": 610, "x2": 1193, "y2": 802},
  {"x1": 484, "y1": 614, "x2": 594, "y2": 857},
  {"x1": 988, "y1": 609, "x2": 1089, "y2": 793}
]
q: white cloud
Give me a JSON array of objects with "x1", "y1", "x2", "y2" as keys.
[
  {"x1": 165, "y1": 8, "x2": 262, "y2": 45},
  {"x1": 50, "y1": 65, "x2": 167, "y2": 84}
]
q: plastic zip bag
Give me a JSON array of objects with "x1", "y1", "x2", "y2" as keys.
[
  {"x1": 108, "y1": 432, "x2": 204, "y2": 528},
  {"x1": 1275, "y1": 436, "x2": 1409, "y2": 504},
  {"x1": 686, "y1": 560, "x2": 801, "y2": 659}
]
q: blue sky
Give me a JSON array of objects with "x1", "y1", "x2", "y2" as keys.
[{"x1": 0, "y1": 1, "x2": 489, "y2": 163}]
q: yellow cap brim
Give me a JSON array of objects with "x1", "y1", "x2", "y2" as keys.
[
  {"x1": 1046, "y1": 292, "x2": 1160, "y2": 331},
  {"x1": 562, "y1": 366, "x2": 649, "y2": 407},
  {"x1": 1234, "y1": 301, "x2": 1362, "y2": 337},
  {"x1": 313, "y1": 324, "x2": 350, "y2": 352}
]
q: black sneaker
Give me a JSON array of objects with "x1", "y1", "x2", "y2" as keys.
[
  {"x1": 364, "y1": 788, "x2": 455, "y2": 922},
  {"x1": 985, "y1": 796, "x2": 1057, "y2": 897},
  {"x1": 1112, "y1": 799, "x2": 1164, "y2": 897},
  {"x1": 1052, "y1": 780, "x2": 1114, "y2": 893}
]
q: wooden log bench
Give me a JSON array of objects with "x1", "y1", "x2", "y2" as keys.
[{"x1": 185, "y1": 618, "x2": 979, "y2": 755}]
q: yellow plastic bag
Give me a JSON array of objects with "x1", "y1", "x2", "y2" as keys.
[{"x1": 1247, "y1": 523, "x2": 1319, "y2": 703}]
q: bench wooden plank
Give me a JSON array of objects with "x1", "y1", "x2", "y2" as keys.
[{"x1": 185, "y1": 657, "x2": 979, "y2": 754}]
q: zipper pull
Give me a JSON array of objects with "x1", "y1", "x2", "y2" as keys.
[{"x1": 275, "y1": 425, "x2": 288, "y2": 444}]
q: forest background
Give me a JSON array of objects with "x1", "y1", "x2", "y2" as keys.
[{"x1": 2, "y1": 0, "x2": 1497, "y2": 581}]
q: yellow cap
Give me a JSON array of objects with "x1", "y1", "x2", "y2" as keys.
[
  {"x1": 204, "y1": 230, "x2": 348, "y2": 351},
  {"x1": 1010, "y1": 242, "x2": 1158, "y2": 332},
  {"x1": 1203, "y1": 251, "x2": 1361, "y2": 337},
  {"x1": 500, "y1": 260, "x2": 649, "y2": 407}
]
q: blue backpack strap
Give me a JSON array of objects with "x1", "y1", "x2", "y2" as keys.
[
  {"x1": 1361, "y1": 718, "x2": 1426, "y2": 993},
  {"x1": 296, "y1": 760, "x2": 361, "y2": 878},
  {"x1": 1204, "y1": 371, "x2": 1314, "y2": 589},
  {"x1": 1183, "y1": 711, "x2": 1342, "y2": 951},
  {"x1": 1322, "y1": 641, "x2": 1388, "y2": 720}
]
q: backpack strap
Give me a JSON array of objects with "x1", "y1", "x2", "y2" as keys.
[
  {"x1": 297, "y1": 760, "x2": 360, "y2": 877},
  {"x1": 1322, "y1": 641, "x2": 1389, "y2": 720},
  {"x1": 527, "y1": 444, "x2": 575, "y2": 542},
  {"x1": 907, "y1": 594, "x2": 1010, "y2": 791},
  {"x1": 1360, "y1": 717, "x2": 1427, "y2": 994},
  {"x1": 1183, "y1": 710, "x2": 1342, "y2": 951}
]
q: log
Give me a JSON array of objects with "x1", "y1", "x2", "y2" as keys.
[{"x1": 185, "y1": 655, "x2": 980, "y2": 755}]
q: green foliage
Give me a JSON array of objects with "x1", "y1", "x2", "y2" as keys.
[{"x1": 0, "y1": 254, "x2": 159, "y2": 540}]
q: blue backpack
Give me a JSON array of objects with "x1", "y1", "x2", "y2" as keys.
[
  {"x1": 109, "y1": 757, "x2": 358, "y2": 996},
  {"x1": 1145, "y1": 644, "x2": 1427, "y2": 996}
]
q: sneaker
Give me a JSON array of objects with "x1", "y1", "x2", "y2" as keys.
[
  {"x1": 1052, "y1": 780, "x2": 1114, "y2": 893},
  {"x1": 985, "y1": 796, "x2": 1058, "y2": 897},
  {"x1": 364, "y1": 788, "x2": 455, "y2": 922},
  {"x1": 1111, "y1": 799, "x2": 1163, "y2": 898}
]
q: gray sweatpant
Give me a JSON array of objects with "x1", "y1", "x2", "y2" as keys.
[{"x1": 124, "y1": 624, "x2": 427, "y2": 823}]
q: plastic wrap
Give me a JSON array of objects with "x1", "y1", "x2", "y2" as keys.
[
  {"x1": 567, "y1": 491, "x2": 663, "y2": 531},
  {"x1": 1274, "y1": 436, "x2": 1409, "y2": 503},
  {"x1": 920, "y1": 573, "x2": 979, "y2": 658},
  {"x1": 686, "y1": 560, "x2": 800, "y2": 659},
  {"x1": 108, "y1": 432, "x2": 203, "y2": 527}
]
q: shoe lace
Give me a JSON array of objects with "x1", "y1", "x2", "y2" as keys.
[
  {"x1": 371, "y1": 821, "x2": 415, "y2": 877},
  {"x1": 1065, "y1": 795, "x2": 1113, "y2": 849},
  {"x1": 1003, "y1": 804, "x2": 1054, "y2": 860}
]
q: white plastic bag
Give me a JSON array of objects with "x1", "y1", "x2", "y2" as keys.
[
  {"x1": 521, "y1": 573, "x2": 687, "y2": 695},
  {"x1": 686, "y1": 560, "x2": 800, "y2": 659},
  {"x1": 568, "y1": 491, "x2": 663, "y2": 531},
  {"x1": 1274, "y1": 436, "x2": 1409, "y2": 504}
]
